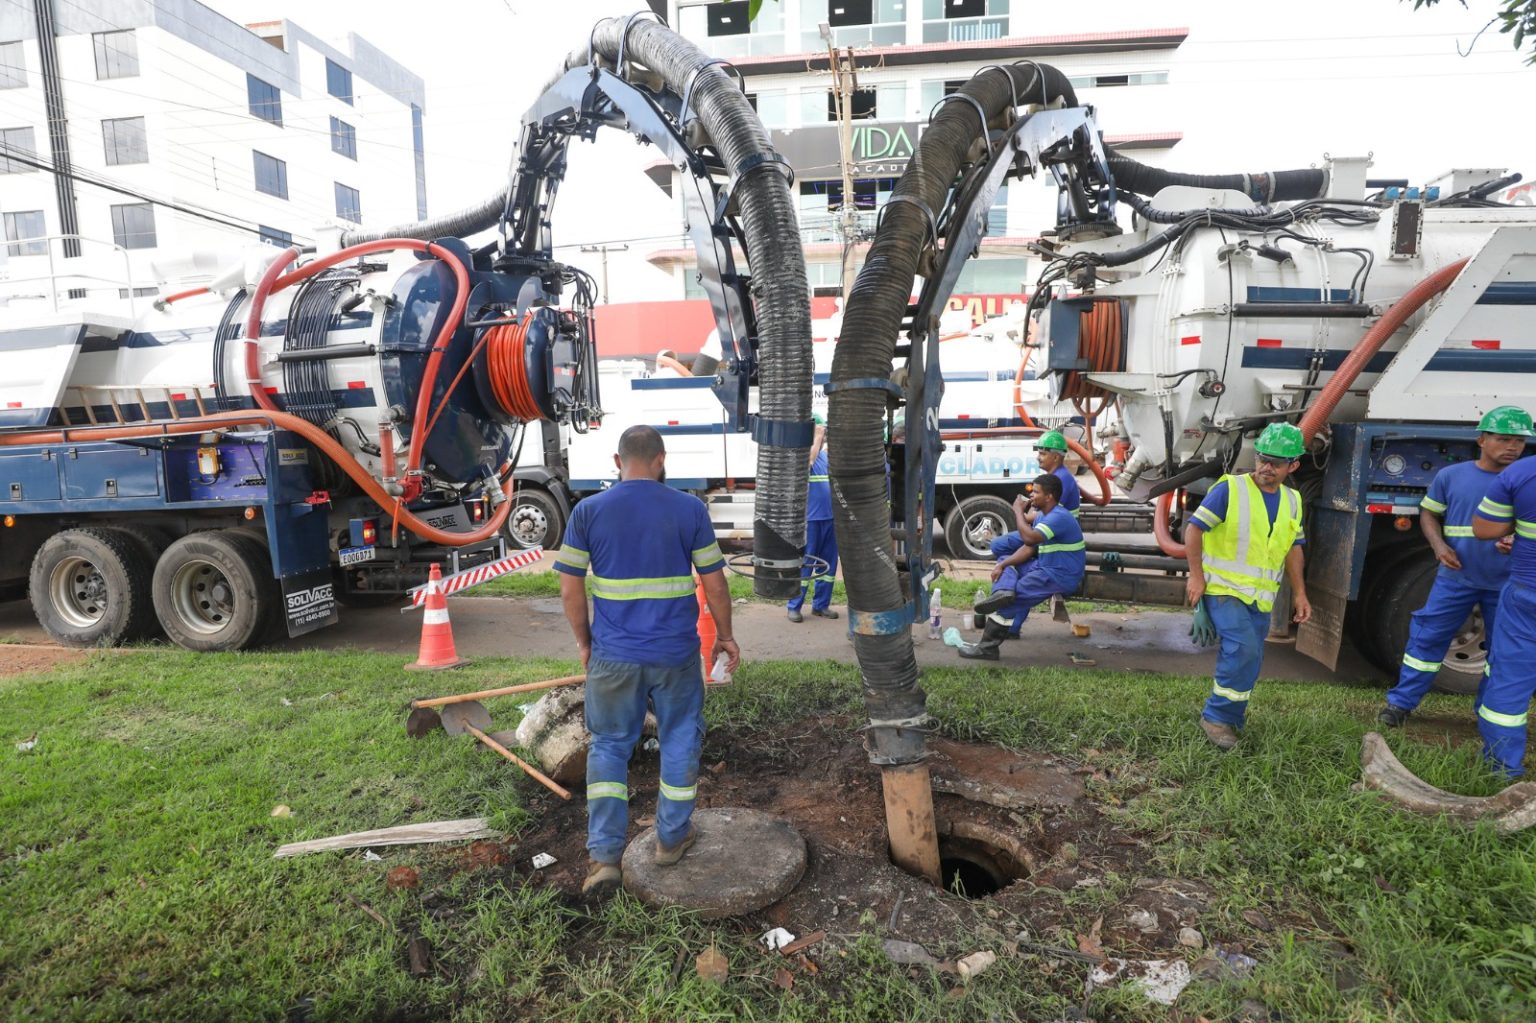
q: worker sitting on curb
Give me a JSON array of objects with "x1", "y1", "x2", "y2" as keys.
[
  {"x1": 960, "y1": 473, "x2": 1086, "y2": 661},
  {"x1": 1185, "y1": 423, "x2": 1312, "y2": 751},
  {"x1": 1378, "y1": 406, "x2": 1531, "y2": 727},
  {"x1": 788, "y1": 416, "x2": 839, "y2": 624},
  {"x1": 554, "y1": 426, "x2": 740, "y2": 897},
  {"x1": 986, "y1": 431, "x2": 1082, "y2": 638},
  {"x1": 1470, "y1": 422, "x2": 1536, "y2": 778}
]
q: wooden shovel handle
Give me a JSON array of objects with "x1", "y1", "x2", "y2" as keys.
[
  {"x1": 411, "y1": 674, "x2": 584, "y2": 709},
  {"x1": 462, "y1": 722, "x2": 573, "y2": 801}
]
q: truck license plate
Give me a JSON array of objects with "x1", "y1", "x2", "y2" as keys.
[{"x1": 339, "y1": 545, "x2": 376, "y2": 566}]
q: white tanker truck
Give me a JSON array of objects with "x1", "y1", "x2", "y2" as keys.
[{"x1": 1030, "y1": 154, "x2": 1536, "y2": 692}]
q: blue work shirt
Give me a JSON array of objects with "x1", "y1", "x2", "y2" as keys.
[
  {"x1": 1421, "y1": 461, "x2": 1511, "y2": 591},
  {"x1": 553, "y1": 479, "x2": 725, "y2": 666},
  {"x1": 807, "y1": 449, "x2": 832, "y2": 521},
  {"x1": 1054, "y1": 466, "x2": 1082, "y2": 516},
  {"x1": 1190, "y1": 479, "x2": 1307, "y2": 545},
  {"x1": 1033, "y1": 504, "x2": 1086, "y2": 588},
  {"x1": 1476, "y1": 456, "x2": 1536, "y2": 586}
]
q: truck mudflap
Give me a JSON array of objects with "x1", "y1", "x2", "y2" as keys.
[
  {"x1": 1296, "y1": 424, "x2": 1374, "y2": 670},
  {"x1": 281, "y1": 569, "x2": 339, "y2": 636}
]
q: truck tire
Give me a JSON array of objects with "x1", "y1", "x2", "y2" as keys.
[
  {"x1": 944, "y1": 496, "x2": 1014, "y2": 561},
  {"x1": 1372, "y1": 551, "x2": 1485, "y2": 696},
  {"x1": 505, "y1": 487, "x2": 563, "y2": 551},
  {"x1": 1347, "y1": 542, "x2": 1422, "y2": 670},
  {"x1": 152, "y1": 530, "x2": 274, "y2": 652},
  {"x1": 29, "y1": 527, "x2": 157, "y2": 646}
]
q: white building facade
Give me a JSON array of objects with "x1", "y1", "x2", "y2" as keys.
[
  {"x1": 0, "y1": 0, "x2": 426, "y2": 302},
  {"x1": 655, "y1": 0, "x2": 1185, "y2": 303}
]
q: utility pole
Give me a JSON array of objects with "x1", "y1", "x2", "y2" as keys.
[
  {"x1": 579, "y1": 243, "x2": 628, "y2": 304},
  {"x1": 821, "y1": 23, "x2": 858, "y2": 300}
]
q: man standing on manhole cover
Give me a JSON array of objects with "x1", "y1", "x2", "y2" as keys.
[
  {"x1": 1184, "y1": 422, "x2": 1311, "y2": 750},
  {"x1": 555, "y1": 425, "x2": 740, "y2": 896}
]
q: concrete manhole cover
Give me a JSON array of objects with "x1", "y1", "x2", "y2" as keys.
[{"x1": 621, "y1": 807, "x2": 807, "y2": 919}]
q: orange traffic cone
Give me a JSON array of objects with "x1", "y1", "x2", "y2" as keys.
[
  {"x1": 696, "y1": 575, "x2": 719, "y2": 682},
  {"x1": 406, "y1": 563, "x2": 469, "y2": 671}
]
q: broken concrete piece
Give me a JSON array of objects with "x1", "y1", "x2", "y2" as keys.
[
  {"x1": 883, "y1": 939, "x2": 940, "y2": 966},
  {"x1": 955, "y1": 950, "x2": 997, "y2": 981},
  {"x1": 928, "y1": 738, "x2": 1084, "y2": 811},
  {"x1": 1359, "y1": 732, "x2": 1536, "y2": 832},
  {"x1": 1178, "y1": 927, "x2": 1204, "y2": 949},
  {"x1": 1127, "y1": 908, "x2": 1158, "y2": 933},
  {"x1": 1090, "y1": 957, "x2": 1192, "y2": 1006},
  {"x1": 513, "y1": 686, "x2": 658, "y2": 786}
]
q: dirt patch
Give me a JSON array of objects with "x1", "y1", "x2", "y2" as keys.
[
  {"x1": 0, "y1": 644, "x2": 87, "y2": 679},
  {"x1": 502, "y1": 717, "x2": 1210, "y2": 959}
]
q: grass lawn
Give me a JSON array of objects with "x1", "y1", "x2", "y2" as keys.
[{"x1": 4, "y1": 649, "x2": 1533, "y2": 1021}]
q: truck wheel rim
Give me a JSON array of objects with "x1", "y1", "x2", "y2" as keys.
[
  {"x1": 964, "y1": 512, "x2": 1004, "y2": 556},
  {"x1": 50, "y1": 557, "x2": 108, "y2": 628},
  {"x1": 170, "y1": 560, "x2": 237, "y2": 636},
  {"x1": 509, "y1": 504, "x2": 548, "y2": 546},
  {"x1": 1444, "y1": 609, "x2": 1487, "y2": 672}
]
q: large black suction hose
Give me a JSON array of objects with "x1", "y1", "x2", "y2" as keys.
[
  {"x1": 343, "y1": 18, "x2": 812, "y2": 597},
  {"x1": 1107, "y1": 153, "x2": 1328, "y2": 203},
  {"x1": 833, "y1": 63, "x2": 1077, "y2": 767}
]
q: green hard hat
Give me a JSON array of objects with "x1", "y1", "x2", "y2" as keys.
[
  {"x1": 1477, "y1": 405, "x2": 1534, "y2": 437},
  {"x1": 1036, "y1": 431, "x2": 1068, "y2": 452},
  {"x1": 1254, "y1": 423, "x2": 1305, "y2": 459}
]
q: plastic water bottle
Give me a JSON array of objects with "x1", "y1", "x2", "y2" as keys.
[
  {"x1": 928, "y1": 588, "x2": 943, "y2": 640},
  {"x1": 709, "y1": 651, "x2": 733, "y2": 687}
]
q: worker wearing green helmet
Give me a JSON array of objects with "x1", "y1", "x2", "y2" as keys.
[
  {"x1": 1378, "y1": 406, "x2": 1531, "y2": 732},
  {"x1": 1184, "y1": 422, "x2": 1313, "y2": 750},
  {"x1": 979, "y1": 429, "x2": 1083, "y2": 639}
]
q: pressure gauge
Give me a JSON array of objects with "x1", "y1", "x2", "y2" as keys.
[{"x1": 1381, "y1": 453, "x2": 1408, "y2": 477}]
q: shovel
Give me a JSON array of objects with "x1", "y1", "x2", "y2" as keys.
[{"x1": 440, "y1": 701, "x2": 573, "y2": 801}]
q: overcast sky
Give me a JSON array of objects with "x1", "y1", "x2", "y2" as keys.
[{"x1": 211, "y1": 0, "x2": 1536, "y2": 300}]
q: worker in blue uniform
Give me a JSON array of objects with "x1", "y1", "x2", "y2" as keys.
[
  {"x1": 986, "y1": 431, "x2": 1083, "y2": 637},
  {"x1": 1185, "y1": 423, "x2": 1312, "y2": 750},
  {"x1": 960, "y1": 473, "x2": 1086, "y2": 660},
  {"x1": 556, "y1": 426, "x2": 740, "y2": 896},
  {"x1": 1471, "y1": 407, "x2": 1536, "y2": 777},
  {"x1": 788, "y1": 416, "x2": 839, "y2": 623},
  {"x1": 1379, "y1": 407, "x2": 1532, "y2": 726}
]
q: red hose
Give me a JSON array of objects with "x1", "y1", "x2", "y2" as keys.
[
  {"x1": 1298, "y1": 258, "x2": 1467, "y2": 443},
  {"x1": 0, "y1": 411, "x2": 512, "y2": 547},
  {"x1": 244, "y1": 245, "x2": 300, "y2": 412},
  {"x1": 1153, "y1": 490, "x2": 1187, "y2": 558},
  {"x1": 160, "y1": 286, "x2": 209, "y2": 305}
]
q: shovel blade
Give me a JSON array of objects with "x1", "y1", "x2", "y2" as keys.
[
  {"x1": 406, "y1": 706, "x2": 444, "y2": 738},
  {"x1": 440, "y1": 700, "x2": 494, "y2": 736}
]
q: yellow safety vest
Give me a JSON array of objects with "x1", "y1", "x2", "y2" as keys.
[{"x1": 1198, "y1": 474, "x2": 1302, "y2": 613}]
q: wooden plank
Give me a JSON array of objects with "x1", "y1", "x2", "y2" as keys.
[{"x1": 273, "y1": 817, "x2": 497, "y2": 858}]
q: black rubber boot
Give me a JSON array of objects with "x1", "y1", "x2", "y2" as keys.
[{"x1": 959, "y1": 620, "x2": 1010, "y2": 661}]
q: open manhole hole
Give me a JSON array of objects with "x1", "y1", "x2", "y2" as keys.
[{"x1": 935, "y1": 821, "x2": 1034, "y2": 899}]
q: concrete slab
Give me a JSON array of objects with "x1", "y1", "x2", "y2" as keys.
[
  {"x1": 620, "y1": 808, "x2": 807, "y2": 920},
  {"x1": 928, "y1": 738, "x2": 1084, "y2": 810}
]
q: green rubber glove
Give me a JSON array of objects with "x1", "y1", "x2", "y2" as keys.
[{"x1": 1190, "y1": 599, "x2": 1217, "y2": 648}]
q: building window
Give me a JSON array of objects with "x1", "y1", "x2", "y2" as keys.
[
  {"x1": 330, "y1": 116, "x2": 356, "y2": 160},
  {"x1": 93, "y1": 30, "x2": 139, "y2": 80},
  {"x1": 0, "y1": 41, "x2": 25, "y2": 89},
  {"x1": 258, "y1": 225, "x2": 292, "y2": 247},
  {"x1": 326, "y1": 59, "x2": 353, "y2": 105},
  {"x1": 247, "y1": 74, "x2": 282, "y2": 126},
  {"x1": 826, "y1": 87, "x2": 877, "y2": 122},
  {"x1": 253, "y1": 151, "x2": 288, "y2": 199},
  {"x1": 829, "y1": 0, "x2": 874, "y2": 25},
  {"x1": 3, "y1": 210, "x2": 44, "y2": 256},
  {"x1": 707, "y1": 1, "x2": 751, "y2": 35},
  {"x1": 117, "y1": 287, "x2": 157, "y2": 298},
  {"x1": 1067, "y1": 70, "x2": 1169, "y2": 89},
  {"x1": 0, "y1": 125, "x2": 36, "y2": 173},
  {"x1": 919, "y1": 79, "x2": 968, "y2": 116},
  {"x1": 102, "y1": 116, "x2": 147, "y2": 166},
  {"x1": 802, "y1": 0, "x2": 905, "y2": 49},
  {"x1": 334, "y1": 182, "x2": 361, "y2": 223},
  {"x1": 922, "y1": 0, "x2": 1008, "y2": 42},
  {"x1": 110, "y1": 203, "x2": 156, "y2": 249}
]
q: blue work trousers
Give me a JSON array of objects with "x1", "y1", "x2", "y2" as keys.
[
  {"x1": 1480, "y1": 581, "x2": 1536, "y2": 778},
  {"x1": 990, "y1": 532, "x2": 1026, "y2": 561},
  {"x1": 1201, "y1": 594, "x2": 1272, "y2": 728},
  {"x1": 787, "y1": 518, "x2": 839, "y2": 613},
  {"x1": 1385, "y1": 572, "x2": 1501, "y2": 712},
  {"x1": 584, "y1": 654, "x2": 705, "y2": 863},
  {"x1": 990, "y1": 563, "x2": 1078, "y2": 635}
]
